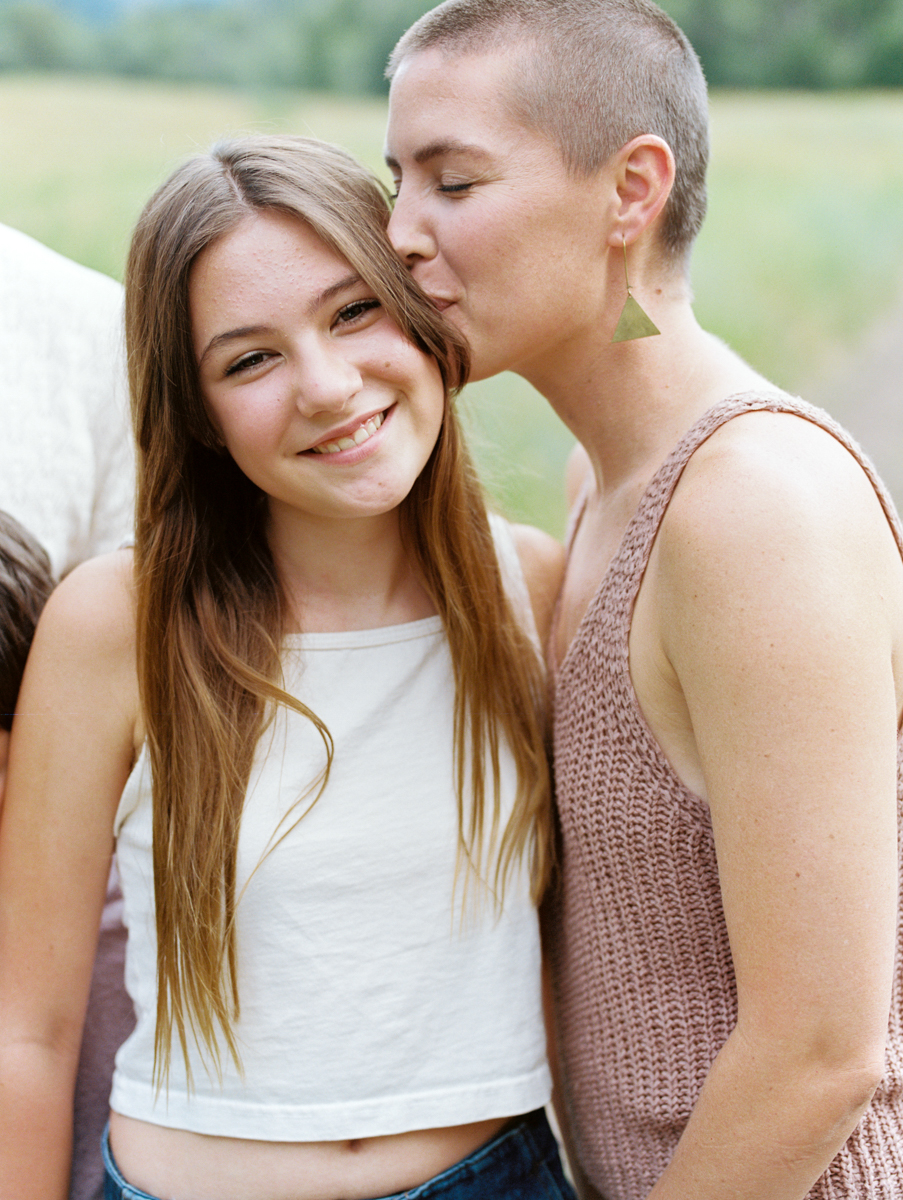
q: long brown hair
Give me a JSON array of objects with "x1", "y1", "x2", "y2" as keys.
[{"x1": 125, "y1": 135, "x2": 551, "y2": 1083}]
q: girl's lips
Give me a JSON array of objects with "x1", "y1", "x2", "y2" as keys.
[{"x1": 307, "y1": 409, "x2": 387, "y2": 456}]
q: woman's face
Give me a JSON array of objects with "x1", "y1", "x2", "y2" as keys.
[{"x1": 190, "y1": 209, "x2": 446, "y2": 528}]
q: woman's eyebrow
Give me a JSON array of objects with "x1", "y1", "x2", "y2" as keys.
[{"x1": 385, "y1": 140, "x2": 491, "y2": 172}]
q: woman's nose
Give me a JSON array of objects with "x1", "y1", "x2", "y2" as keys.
[{"x1": 387, "y1": 187, "x2": 437, "y2": 268}]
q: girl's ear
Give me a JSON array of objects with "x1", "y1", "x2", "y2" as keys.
[{"x1": 607, "y1": 134, "x2": 675, "y2": 248}]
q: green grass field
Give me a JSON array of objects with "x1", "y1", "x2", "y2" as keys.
[{"x1": 3, "y1": 74, "x2": 902, "y2": 535}]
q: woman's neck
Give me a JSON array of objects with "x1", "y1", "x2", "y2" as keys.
[
  {"x1": 524, "y1": 305, "x2": 769, "y2": 502},
  {"x1": 265, "y1": 505, "x2": 436, "y2": 634}
]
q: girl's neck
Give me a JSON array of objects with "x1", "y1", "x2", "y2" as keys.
[{"x1": 266, "y1": 505, "x2": 436, "y2": 634}]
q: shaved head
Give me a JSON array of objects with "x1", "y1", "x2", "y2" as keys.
[{"x1": 389, "y1": 0, "x2": 709, "y2": 268}]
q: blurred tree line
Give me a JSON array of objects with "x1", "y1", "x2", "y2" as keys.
[{"x1": 1, "y1": 0, "x2": 901, "y2": 90}]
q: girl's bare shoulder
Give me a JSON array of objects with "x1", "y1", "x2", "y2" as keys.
[
  {"x1": 41, "y1": 548, "x2": 136, "y2": 650},
  {"x1": 29, "y1": 549, "x2": 139, "y2": 719}
]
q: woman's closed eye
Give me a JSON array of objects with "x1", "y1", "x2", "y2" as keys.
[{"x1": 388, "y1": 178, "x2": 473, "y2": 202}]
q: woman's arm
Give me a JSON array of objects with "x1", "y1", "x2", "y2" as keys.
[
  {"x1": 645, "y1": 415, "x2": 899, "y2": 1198},
  {"x1": 0, "y1": 551, "x2": 140, "y2": 1200}
]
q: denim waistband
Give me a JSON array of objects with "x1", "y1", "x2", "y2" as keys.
[{"x1": 383, "y1": 1108, "x2": 572, "y2": 1198}]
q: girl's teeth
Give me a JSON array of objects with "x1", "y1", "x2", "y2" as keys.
[{"x1": 312, "y1": 411, "x2": 384, "y2": 455}]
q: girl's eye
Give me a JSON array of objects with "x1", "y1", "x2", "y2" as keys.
[
  {"x1": 335, "y1": 298, "x2": 381, "y2": 327},
  {"x1": 438, "y1": 181, "x2": 472, "y2": 195},
  {"x1": 225, "y1": 350, "x2": 271, "y2": 377}
]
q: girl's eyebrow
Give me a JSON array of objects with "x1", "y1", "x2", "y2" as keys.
[
  {"x1": 315, "y1": 273, "x2": 363, "y2": 308},
  {"x1": 198, "y1": 274, "x2": 364, "y2": 365},
  {"x1": 199, "y1": 324, "x2": 274, "y2": 365}
]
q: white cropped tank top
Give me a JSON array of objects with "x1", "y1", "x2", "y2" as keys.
[{"x1": 110, "y1": 517, "x2": 551, "y2": 1141}]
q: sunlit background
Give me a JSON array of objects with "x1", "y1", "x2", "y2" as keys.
[{"x1": 2, "y1": 0, "x2": 902, "y2": 535}]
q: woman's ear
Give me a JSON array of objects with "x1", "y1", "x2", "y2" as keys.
[{"x1": 608, "y1": 135, "x2": 675, "y2": 247}]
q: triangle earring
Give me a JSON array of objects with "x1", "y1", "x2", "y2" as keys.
[{"x1": 611, "y1": 237, "x2": 660, "y2": 342}]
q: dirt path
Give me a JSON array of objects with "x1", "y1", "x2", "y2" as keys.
[{"x1": 806, "y1": 285, "x2": 903, "y2": 508}]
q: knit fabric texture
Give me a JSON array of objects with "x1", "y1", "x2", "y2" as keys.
[{"x1": 549, "y1": 391, "x2": 903, "y2": 1200}]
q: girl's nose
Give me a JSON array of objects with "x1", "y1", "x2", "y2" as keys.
[{"x1": 293, "y1": 340, "x2": 363, "y2": 416}]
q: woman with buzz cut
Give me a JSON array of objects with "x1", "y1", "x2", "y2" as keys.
[{"x1": 386, "y1": 2, "x2": 903, "y2": 1197}]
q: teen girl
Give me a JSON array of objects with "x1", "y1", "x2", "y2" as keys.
[{"x1": 0, "y1": 135, "x2": 573, "y2": 1200}]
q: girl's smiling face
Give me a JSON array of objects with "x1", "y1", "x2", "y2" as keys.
[{"x1": 191, "y1": 209, "x2": 446, "y2": 529}]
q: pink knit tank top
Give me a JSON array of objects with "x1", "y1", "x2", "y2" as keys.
[{"x1": 549, "y1": 392, "x2": 903, "y2": 1200}]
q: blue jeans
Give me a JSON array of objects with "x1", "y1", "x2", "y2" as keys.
[{"x1": 102, "y1": 1109, "x2": 576, "y2": 1199}]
